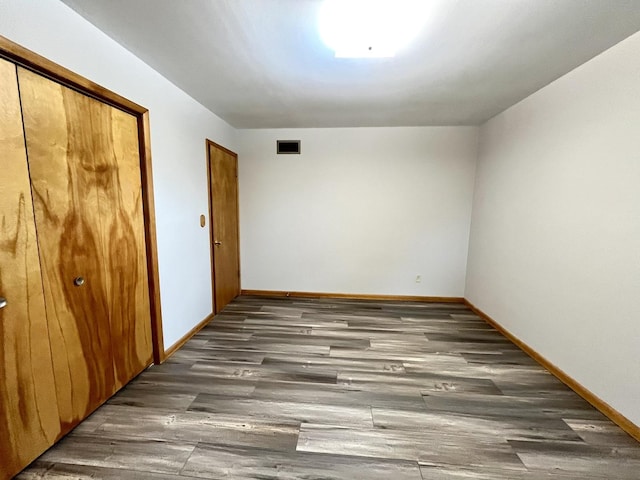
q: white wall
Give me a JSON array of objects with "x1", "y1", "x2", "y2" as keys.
[
  {"x1": 466, "y1": 32, "x2": 640, "y2": 425},
  {"x1": 238, "y1": 127, "x2": 478, "y2": 297},
  {"x1": 0, "y1": 0, "x2": 238, "y2": 349}
]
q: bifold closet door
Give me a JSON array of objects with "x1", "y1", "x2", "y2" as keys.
[
  {"x1": 0, "y1": 59, "x2": 61, "y2": 480},
  {"x1": 96, "y1": 95, "x2": 153, "y2": 390},
  {"x1": 18, "y1": 67, "x2": 116, "y2": 428},
  {"x1": 18, "y1": 66, "x2": 153, "y2": 427}
]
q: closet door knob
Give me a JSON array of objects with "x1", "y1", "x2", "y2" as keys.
[
  {"x1": 214, "y1": 241, "x2": 222, "y2": 246},
  {"x1": 73, "y1": 277, "x2": 85, "y2": 287},
  {"x1": 0, "y1": 297, "x2": 6, "y2": 309}
]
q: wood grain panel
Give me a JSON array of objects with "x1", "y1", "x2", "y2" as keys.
[
  {"x1": 18, "y1": 67, "x2": 116, "y2": 431},
  {"x1": 0, "y1": 58, "x2": 61, "y2": 480},
  {"x1": 97, "y1": 106, "x2": 152, "y2": 389},
  {"x1": 208, "y1": 141, "x2": 240, "y2": 313}
]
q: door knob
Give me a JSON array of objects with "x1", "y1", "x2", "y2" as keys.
[
  {"x1": 214, "y1": 241, "x2": 222, "y2": 246},
  {"x1": 73, "y1": 277, "x2": 85, "y2": 287},
  {"x1": 0, "y1": 297, "x2": 6, "y2": 309}
]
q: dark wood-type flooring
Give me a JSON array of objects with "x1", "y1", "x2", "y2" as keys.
[{"x1": 18, "y1": 296, "x2": 640, "y2": 479}]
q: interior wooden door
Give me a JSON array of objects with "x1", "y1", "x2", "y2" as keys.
[
  {"x1": 0, "y1": 59, "x2": 61, "y2": 480},
  {"x1": 208, "y1": 141, "x2": 241, "y2": 312}
]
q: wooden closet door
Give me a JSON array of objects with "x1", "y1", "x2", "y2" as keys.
[
  {"x1": 95, "y1": 100, "x2": 152, "y2": 389},
  {"x1": 19, "y1": 66, "x2": 153, "y2": 420},
  {"x1": 0, "y1": 59, "x2": 60, "y2": 479},
  {"x1": 18, "y1": 67, "x2": 116, "y2": 429}
]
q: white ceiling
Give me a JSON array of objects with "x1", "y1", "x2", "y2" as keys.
[{"x1": 61, "y1": 0, "x2": 640, "y2": 128}]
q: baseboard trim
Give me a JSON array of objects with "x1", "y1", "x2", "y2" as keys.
[
  {"x1": 162, "y1": 312, "x2": 215, "y2": 362},
  {"x1": 241, "y1": 289, "x2": 464, "y2": 303},
  {"x1": 464, "y1": 299, "x2": 640, "y2": 443}
]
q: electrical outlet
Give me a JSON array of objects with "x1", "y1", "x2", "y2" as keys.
[{"x1": 415, "y1": 274, "x2": 421, "y2": 283}]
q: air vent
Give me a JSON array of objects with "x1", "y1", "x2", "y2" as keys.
[{"x1": 277, "y1": 140, "x2": 301, "y2": 154}]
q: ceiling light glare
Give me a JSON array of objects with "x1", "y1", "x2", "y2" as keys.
[{"x1": 319, "y1": 0, "x2": 430, "y2": 58}]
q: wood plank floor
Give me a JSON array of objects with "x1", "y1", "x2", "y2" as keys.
[{"x1": 18, "y1": 296, "x2": 640, "y2": 479}]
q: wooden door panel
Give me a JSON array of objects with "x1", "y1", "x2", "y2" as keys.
[
  {"x1": 97, "y1": 108, "x2": 152, "y2": 389},
  {"x1": 0, "y1": 59, "x2": 60, "y2": 479},
  {"x1": 209, "y1": 143, "x2": 240, "y2": 312},
  {"x1": 18, "y1": 67, "x2": 116, "y2": 429}
]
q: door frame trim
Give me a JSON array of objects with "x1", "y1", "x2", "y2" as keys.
[
  {"x1": 206, "y1": 139, "x2": 241, "y2": 314},
  {"x1": 0, "y1": 35, "x2": 165, "y2": 364}
]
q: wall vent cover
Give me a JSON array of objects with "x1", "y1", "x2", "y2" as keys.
[{"x1": 277, "y1": 140, "x2": 301, "y2": 154}]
